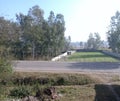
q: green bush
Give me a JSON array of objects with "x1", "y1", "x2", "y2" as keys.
[
  {"x1": 10, "y1": 86, "x2": 30, "y2": 98},
  {"x1": 56, "y1": 77, "x2": 67, "y2": 85},
  {"x1": 0, "y1": 58, "x2": 13, "y2": 80}
]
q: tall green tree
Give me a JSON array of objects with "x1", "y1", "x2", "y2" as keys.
[
  {"x1": 47, "y1": 11, "x2": 56, "y2": 57},
  {"x1": 54, "y1": 14, "x2": 65, "y2": 55},
  {"x1": 16, "y1": 14, "x2": 32, "y2": 59},
  {"x1": 47, "y1": 11, "x2": 66, "y2": 56},
  {"x1": 16, "y1": 5, "x2": 45, "y2": 59},
  {"x1": 0, "y1": 17, "x2": 19, "y2": 58},
  {"x1": 107, "y1": 11, "x2": 120, "y2": 53}
]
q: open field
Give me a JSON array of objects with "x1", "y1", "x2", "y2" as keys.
[{"x1": 64, "y1": 52, "x2": 120, "y2": 62}]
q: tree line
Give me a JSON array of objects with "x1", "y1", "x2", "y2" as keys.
[
  {"x1": 0, "y1": 5, "x2": 70, "y2": 60},
  {"x1": 79, "y1": 11, "x2": 120, "y2": 53},
  {"x1": 79, "y1": 33, "x2": 105, "y2": 50},
  {"x1": 1, "y1": 5, "x2": 120, "y2": 61}
]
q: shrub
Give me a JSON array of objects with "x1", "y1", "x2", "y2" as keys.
[
  {"x1": 0, "y1": 58, "x2": 13, "y2": 80},
  {"x1": 55, "y1": 77, "x2": 68, "y2": 85},
  {"x1": 13, "y1": 77, "x2": 50, "y2": 86},
  {"x1": 10, "y1": 86, "x2": 30, "y2": 98}
]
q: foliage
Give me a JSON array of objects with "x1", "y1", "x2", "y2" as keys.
[
  {"x1": 64, "y1": 36, "x2": 71, "y2": 51},
  {"x1": 0, "y1": 20, "x2": 13, "y2": 82},
  {"x1": 86, "y1": 33, "x2": 102, "y2": 49},
  {"x1": 15, "y1": 5, "x2": 66, "y2": 60},
  {"x1": 10, "y1": 86, "x2": 30, "y2": 98},
  {"x1": 107, "y1": 11, "x2": 120, "y2": 53},
  {"x1": 0, "y1": 60, "x2": 12, "y2": 80},
  {"x1": 10, "y1": 73, "x2": 96, "y2": 86},
  {"x1": 0, "y1": 5, "x2": 68, "y2": 60},
  {"x1": 0, "y1": 45, "x2": 13, "y2": 80},
  {"x1": 0, "y1": 72, "x2": 120, "y2": 101},
  {"x1": 0, "y1": 72, "x2": 101, "y2": 100},
  {"x1": 0, "y1": 73, "x2": 96, "y2": 100}
]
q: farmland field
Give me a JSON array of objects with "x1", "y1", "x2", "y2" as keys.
[{"x1": 65, "y1": 52, "x2": 119, "y2": 62}]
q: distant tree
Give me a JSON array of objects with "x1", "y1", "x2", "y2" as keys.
[
  {"x1": 107, "y1": 11, "x2": 120, "y2": 53},
  {"x1": 94, "y1": 33, "x2": 102, "y2": 49},
  {"x1": 68, "y1": 36, "x2": 71, "y2": 50},
  {"x1": 86, "y1": 33, "x2": 102, "y2": 49},
  {"x1": 80, "y1": 42, "x2": 83, "y2": 46},
  {"x1": 79, "y1": 42, "x2": 88, "y2": 49},
  {"x1": 87, "y1": 33, "x2": 94, "y2": 49},
  {"x1": 64, "y1": 36, "x2": 71, "y2": 51}
]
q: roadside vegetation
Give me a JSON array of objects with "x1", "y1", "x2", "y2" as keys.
[
  {"x1": 0, "y1": 72, "x2": 97, "y2": 100},
  {"x1": 0, "y1": 72, "x2": 120, "y2": 101}
]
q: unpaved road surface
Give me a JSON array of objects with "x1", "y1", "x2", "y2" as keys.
[{"x1": 14, "y1": 61, "x2": 120, "y2": 73}]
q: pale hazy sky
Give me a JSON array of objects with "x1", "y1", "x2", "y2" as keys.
[{"x1": 0, "y1": 0, "x2": 120, "y2": 42}]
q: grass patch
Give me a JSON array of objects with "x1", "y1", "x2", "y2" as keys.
[
  {"x1": 57, "y1": 85, "x2": 95, "y2": 101},
  {"x1": 0, "y1": 72, "x2": 120, "y2": 101},
  {"x1": 0, "y1": 72, "x2": 98, "y2": 100},
  {"x1": 11, "y1": 72, "x2": 97, "y2": 86},
  {"x1": 66, "y1": 52, "x2": 119, "y2": 62},
  {"x1": 57, "y1": 84, "x2": 117, "y2": 101}
]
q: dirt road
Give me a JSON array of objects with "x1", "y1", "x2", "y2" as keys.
[{"x1": 14, "y1": 61, "x2": 120, "y2": 73}]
